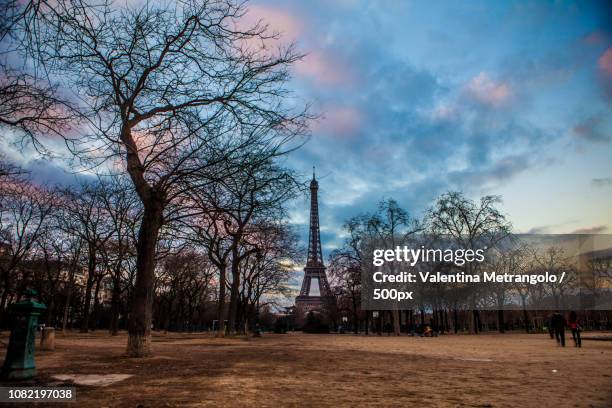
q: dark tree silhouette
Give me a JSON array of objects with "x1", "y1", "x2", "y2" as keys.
[{"x1": 6, "y1": 0, "x2": 310, "y2": 355}]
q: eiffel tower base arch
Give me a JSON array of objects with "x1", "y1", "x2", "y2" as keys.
[{"x1": 295, "y1": 296, "x2": 336, "y2": 332}]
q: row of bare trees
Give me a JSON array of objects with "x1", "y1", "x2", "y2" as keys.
[
  {"x1": 329, "y1": 195, "x2": 612, "y2": 335},
  {"x1": 1, "y1": 0, "x2": 310, "y2": 356},
  {"x1": 0, "y1": 162, "x2": 302, "y2": 338}
]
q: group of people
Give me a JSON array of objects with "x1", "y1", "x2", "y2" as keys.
[{"x1": 548, "y1": 311, "x2": 582, "y2": 348}]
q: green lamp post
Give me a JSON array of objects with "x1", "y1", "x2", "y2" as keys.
[{"x1": 1, "y1": 290, "x2": 46, "y2": 380}]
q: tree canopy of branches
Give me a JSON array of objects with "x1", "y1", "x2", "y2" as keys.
[
  {"x1": 329, "y1": 199, "x2": 422, "y2": 335},
  {"x1": 427, "y1": 192, "x2": 512, "y2": 333},
  {"x1": 4, "y1": 0, "x2": 310, "y2": 356}
]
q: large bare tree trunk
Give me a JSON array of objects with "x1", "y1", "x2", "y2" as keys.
[{"x1": 126, "y1": 201, "x2": 163, "y2": 357}]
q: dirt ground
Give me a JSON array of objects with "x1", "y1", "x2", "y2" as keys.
[{"x1": 1, "y1": 330, "x2": 611, "y2": 407}]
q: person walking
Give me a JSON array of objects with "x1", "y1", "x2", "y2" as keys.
[
  {"x1": 569, "y1": 311, "x2": 582, "y2": 348},
  {"x1": 551, "y1": 311, "x2": 566, "y2": 347}
]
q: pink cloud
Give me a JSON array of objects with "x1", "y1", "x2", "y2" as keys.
[
  {"x1": 598, "y1": 47, "x2": 612, "y2": 77},
  {"x1": 236, "y1": 6, "x2": 353, "y2": 87},
  {"x1": 313, "y1": 106, "x2": 362, "y2": 138},
  {"x1": 236, "y1": 5, "x2": 304, "y2": 50},
  {"x1": 294, "y1": 50, "x2": 353, "y2": 86},
  {"x1": 464, "y1": 72, "x2": 511, "y2": 107}
]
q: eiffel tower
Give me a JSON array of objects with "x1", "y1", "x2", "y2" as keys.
[{"x1": 295, "y1": 168, "x2": 334, "y2": 315}]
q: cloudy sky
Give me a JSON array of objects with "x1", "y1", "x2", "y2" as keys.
[
  {"x1": 249, "y1": 0, "x2": 612, "y2": 254},
  {"x1": 3, "y1": 0, "x2": 611, "y2": 259}
]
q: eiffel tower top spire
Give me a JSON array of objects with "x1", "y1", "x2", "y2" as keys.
[{"x1": 307, "y1": 168, "x2": 324, "y2": 267}]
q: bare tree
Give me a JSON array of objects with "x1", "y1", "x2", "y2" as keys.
[
  {"x1": 11, "y1": 0, "x2": 310, "y2": 356},
  {"x1": 510, "y1": 244, "x2": 536, "y2": 333},
  {"x1": 484, "y1": 246, "x2": 522, "y2": 333},
  {"x1": 155, "y1": 249, "x2": 215, "y2": 332},
  {"x1": 193, "y1": 210, "x2": 234, "y2": 335},
  {"x1": 366, "y1": 199, "x2": 422, "y2": 335},
  {"x1": 209, "y1": 162, "x2": 299, "y2": 334},
  {"x1": 427, "y1": 192, "x2": 512, "y2": 334},
  {"x1": 174, "y1": 158, "x2": 300, "y2": 335},
  {"x1": 328, "y1": 252, "x2": 361, "y2": 334},
  {"x1": 32, "y1": 217, "x2": 68, "y2": 326},
  {"x1": 0, "y1": 175, "x2": 54, "y2": 324},
  {"x1": 328, "y1": 215, "x2": 371, "y2": 334},
  {"x1": 237, "y1": 221, "x2": 301, "y2": 334},
  {"x1": 59, "y1": 180, "x2": 115, "y2": 332},
  {"x1": 584, "y1": 253, "x2": 612, "y2": 305},
  {"x1": 98, "y1": 176, "x2": 140, "y2": 335},
  {"x1": 1, "y1": 1, "x2": 78, "y2": 153},
  {"x1": 58, "y1": 227, "x2": 84, "y2": 332},
  {"x1": 532, "y1": 245, "x2": 577, "y2": 310}
]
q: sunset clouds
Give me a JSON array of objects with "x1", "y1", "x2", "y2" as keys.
[
  {"x1": 4, "y1": 0, "x2": 611, "y2": 250},
  {"x1": 464, "y1": 72, "x2": 512, "y2": 107},
  {"x1": 240, "y1": 4, "x2": 353, "y2": 87},
  {"x1": 257, "y1": 0, "x2": 612, "y2": 246},
  {"x1": 312, "y1": 105, "x2": 362, "y2": 137},
  {"x1": 294, "y1": 51, "x2": 354, "y2": 87},
  {"x1": 241, "y1": 4, "x2": 303, "y2": 44}
]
